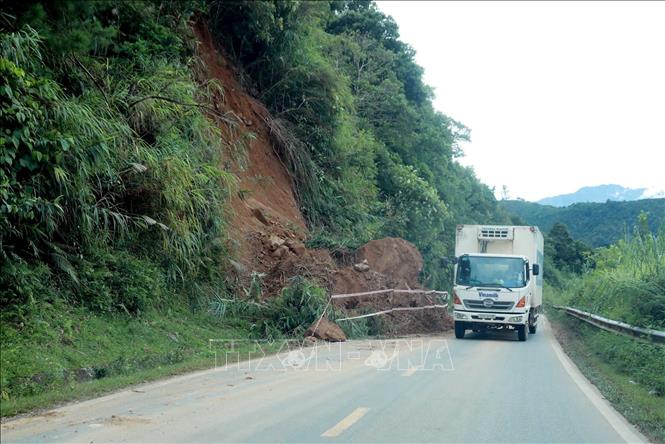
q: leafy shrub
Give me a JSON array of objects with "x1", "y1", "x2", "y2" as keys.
[
  {"x1": 0, "y1": 257, "x2": 57, "y2": 316},
  {"x1": 75, "y1": 249, "x2": 170, "y2": 315},
  {"x1": 267, "y1": 276, "x2": 328, "y2": 335},
  {"x1": 208, "y1": 276, "x2": 329, "y2": 338}
]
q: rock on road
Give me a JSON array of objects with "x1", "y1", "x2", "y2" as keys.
[{"x1": 1, "y1": 318, "x2": 646, "y2": 443}]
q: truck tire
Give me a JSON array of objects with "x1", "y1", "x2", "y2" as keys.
[
  {"x1": 518, "y1": 325, "x2": 528, "y2": 342},
  {"x1": 528, "y1": 312, "x2": 537, "y2": 334},
  {"x1": 454, "y1": 321, "x2": 465, "y2": 339}
]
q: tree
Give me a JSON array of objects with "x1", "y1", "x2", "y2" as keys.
[{"x1": 547, "y1": 223, "x2": 592, "y2": 273}]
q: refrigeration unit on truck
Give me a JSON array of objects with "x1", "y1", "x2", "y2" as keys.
[{"x1": 452, "y1": 225, "x2": 543, "y2": 341}]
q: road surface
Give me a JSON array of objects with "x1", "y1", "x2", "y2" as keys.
[{"x1": 1, "y1": 318, "x2": 646, "y2": 443}]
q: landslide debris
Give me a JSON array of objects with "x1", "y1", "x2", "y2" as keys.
[
  {"x1": 194, "y1": 22, "x2": 451, "y2": 336},
  {"x1": 355, "y1": 237, "x2": 424, "y2": 289}
]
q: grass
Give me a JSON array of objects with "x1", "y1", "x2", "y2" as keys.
[
  {"x1": 551, "y1": 229, "x2": 665, "y2": 330},
  {"x1": 548, "y1": 310, "x2": 665, "y2": 443},
  {"x1": 0, "y1": 301, "x2": 284, "y2": 418},
  {"x1": 2, "y1": 354, "x2": 215, "y2": 419}
]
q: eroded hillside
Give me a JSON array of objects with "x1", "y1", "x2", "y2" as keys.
[{"x1": 194, "y1": 20, "x2": 450, "y2": 334}]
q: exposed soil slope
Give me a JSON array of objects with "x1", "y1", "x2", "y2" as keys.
[
  {"x1": 193, "y1": 22, "x2": 307, "y2": 267},
  {"x1": 193, "y1": 22, "x2": 451, "y2": 334}
]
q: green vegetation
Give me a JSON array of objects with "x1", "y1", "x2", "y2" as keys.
[
  {"x1": 548, "y1": 222, "x2": 664, "y2": 329},
  {"x1": 0, "y1": 0, "x2": 247, "y2": 415},
  {"x1": 209, "y1": 275, "x2": 329, "y2": 338},
  {"x1": 0, "y1": 298, "x2": 247, "y2": 416},
  {"x1": 1, "y1": 1, "x2": 240, "y2": 318},
  {"x1": 542, "y1": 222, "x2": 594, "y2": 289},
  {"x1": 501, "y1": 198, "x2": 665, "y2": 247}
]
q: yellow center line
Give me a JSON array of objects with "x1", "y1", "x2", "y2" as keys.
[{"x1": 321, "y1": 407, "x2": 370, "y2": 438}]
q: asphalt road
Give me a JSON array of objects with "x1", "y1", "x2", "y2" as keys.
[{"x1": 1, "y1": 318, "x2": 646, "y2": 443}]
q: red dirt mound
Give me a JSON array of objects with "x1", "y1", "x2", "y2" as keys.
[
  {"x1": 330, "y1": 237, "x2": 451, "y2": 335},
  {"x1": 332, "y1": 268, "x2": 391, "y2": 296},
  {"x1": 355, "y1": 238, "x2": 423, "y2": 289},
  {"x1": 331, "y1": 289, "x2": 452, "y2": 335},
  {"x1": 263, "y1": 247, "x2": 337, "y2": 298}
]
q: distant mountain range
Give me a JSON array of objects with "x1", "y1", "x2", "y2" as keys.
[
  {"x1": 501, "y1": 198, "x2": 665, "y2": 247},
  {"x1": 537, "y1": 184, "x2": 665, "y2": 207}
]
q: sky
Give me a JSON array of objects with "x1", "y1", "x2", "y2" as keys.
[{"x1": 377, "y1": 1, "x2": 665, "y2": 202}]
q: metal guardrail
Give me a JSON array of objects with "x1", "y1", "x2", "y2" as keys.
[{"x1": 551, "y1": 305, "x2": 665, "y2": 344}]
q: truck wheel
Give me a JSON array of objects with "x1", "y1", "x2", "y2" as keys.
[
  {"x1": 518, "y1": 325, "x2": 528, "y2": 342},
  {"x1": 528, "y1": 323, "x2": 537, "y2": 334},
  {"x1": 454, "y1": 321, "x2": 465, "y2": 339}
]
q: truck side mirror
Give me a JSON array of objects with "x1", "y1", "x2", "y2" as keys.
[
  {"x1": 441, "y1": 257, "x2": 459, "y2": 267},
  {"x1": 532, "y1": 264, "x2": 540, "y2": 276}
]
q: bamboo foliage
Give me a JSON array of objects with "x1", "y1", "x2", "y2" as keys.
[
  {"x1": 1, "y1": 2, "x2": 244, "y2": 305},
  {"x1": 561, "y1": 224, "x2": 665, "y2": 329}
]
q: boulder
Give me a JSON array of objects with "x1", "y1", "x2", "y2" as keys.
[
  {"x1": 272, "y1": 245, "x2": 290, "y2": 258},
  {"x1": 286, "y1": 239, "x2": 306, "y2": 256},
  {"x1": 305, "y1": 318, "x2": 346, "y2": 342},
  {"x1": 353, "y1": 259, "x2": 370, "y2": 272},
  {"x1": 251, "y1": 207, "x2": 270, "y2": 226},
  {"x1": 268, "y1": 235, "x2": 285, "y2": 251}
]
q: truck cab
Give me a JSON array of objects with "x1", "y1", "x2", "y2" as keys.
[{"x1": 452, "y1": 225, "x2": 543, "y2": 341}]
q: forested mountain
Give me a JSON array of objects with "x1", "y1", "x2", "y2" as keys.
[
  {"x1": 538, "y1": 184, "x2": 665, "y2": 207},
  {"x1": 501, "y1": 198, "x2": 665, "y2": 247}
]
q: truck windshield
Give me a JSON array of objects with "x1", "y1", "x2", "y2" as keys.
[{"x1": 456, "y1": 255, "x2": 527, "y2": 288}]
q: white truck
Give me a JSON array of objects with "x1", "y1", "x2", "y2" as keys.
[{"x1": 452, "y1": 225, "x2": 543, "y2": 341}]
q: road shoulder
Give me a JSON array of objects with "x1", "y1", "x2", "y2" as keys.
[{"x1": 547, "y1": 313, "x2": 660, "y2": 443}]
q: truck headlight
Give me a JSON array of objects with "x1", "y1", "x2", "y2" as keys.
[
  {"x1": 454, "y1": 312, "x2": 468, "y2": 320},
  {"x1": 509, "y1": 315, "x2": 523, "y2": 322}
]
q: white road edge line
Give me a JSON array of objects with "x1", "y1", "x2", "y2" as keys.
[
  {"x1": 321, "y1": 407, "x2": 369, "y2": 438},
  {"x1": 544, "y1": 317, "x2": 648, "y2": 444}
]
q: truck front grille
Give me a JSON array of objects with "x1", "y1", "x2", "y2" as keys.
[{"x1": 463, "y1": 299, "x2": 515, "y2": 311}]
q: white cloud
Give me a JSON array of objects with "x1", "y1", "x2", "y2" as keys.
[
  {"x1": 377, "y1": 1, "x2": 665, "y2": 201},
  {"x1": 641, "y1": 188, "x2": 665, "y2": 199}
]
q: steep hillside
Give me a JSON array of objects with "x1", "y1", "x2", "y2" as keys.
[{"x1": 502, "y1": 198, "x2": 665, "y2": 246}]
